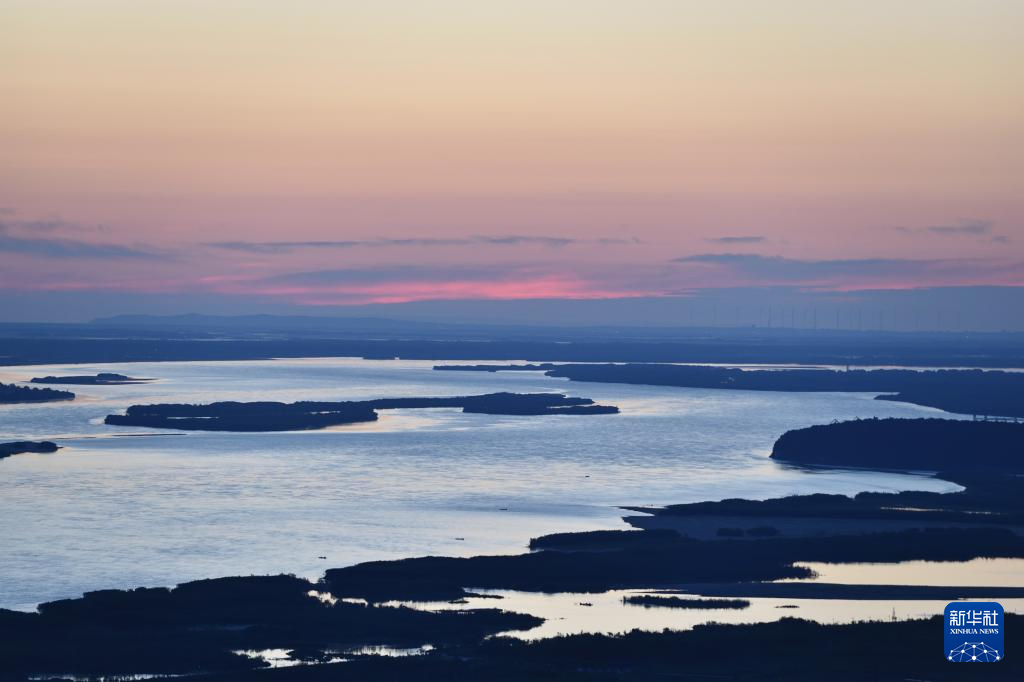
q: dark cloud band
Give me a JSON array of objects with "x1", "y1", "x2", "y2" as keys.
[{"x1": 204, "y1": 235, "x2": 637, "y2": 253}]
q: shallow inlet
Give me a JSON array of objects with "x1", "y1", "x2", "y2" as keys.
[
  {"x1": 783, "y1": 557, "x2": 1024, "y2": 587},
  {"x1": 382, "y1": 565, "x2": 1024, "y2": 640}
]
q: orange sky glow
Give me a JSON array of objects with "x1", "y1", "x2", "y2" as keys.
[{"x1": 1, "y1": 1, "x2": 1022, "y2": 317}]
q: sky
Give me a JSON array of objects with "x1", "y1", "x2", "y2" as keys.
[{"x1": 1, "y1": 1, "x2": 1023, "y2": 328}]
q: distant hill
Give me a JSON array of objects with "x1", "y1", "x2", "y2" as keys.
[
  {"x1": 90, "y1": 313, "x2": 455, "y2": 334},
  {"x1": 0, "y1": 316, "x2": 1021, "y2": 366}
]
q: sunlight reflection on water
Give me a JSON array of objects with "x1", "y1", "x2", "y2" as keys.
[
  {"x1": 388, "y1": 586, "x2": 1024, "y2": 640},
  {"x1": 785, "y1": 558, "x2": 1024, "y2": 587}
]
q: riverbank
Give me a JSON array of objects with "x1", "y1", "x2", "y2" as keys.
[{"x1": 436, "y1": 363, "x2": 1024, "y2": 418}]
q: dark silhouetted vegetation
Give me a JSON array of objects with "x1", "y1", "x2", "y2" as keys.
[
  {"x1": 30, "y1": 372, "x2": 152, "y2": 385},
  {"x1": 0, "y1": 441, "x2": 59, "y2": 459},
  {"x1": 104, "y1": 392, "x2": 618, "y2": 431},
  {"x1": 642, "y1": 467, "x2": 1024, "y2": 542},
  {"x1": 136, "y1": 615, "x2": 1024, "y2": 681},
  {"x1": 771, "y1": 417, "x2": 1024, "y2": 471},
  {"x1": 711, "y1": 526, "x2": 780, "y2": 538},
  {"x1": 107, "y1": 400, "x2": 380, "y2": 431},
  {"x1": 0, "y1": 574, "x2": 540, "y2": 678},
  {"x1": 529, "y1": 529, "x2": 680, "y2": 551},
  {"x1": 322, "y1": 526, "x2": 1024, "y2": 602},
  {"x1": 623, "y1": 595, "x2": 749, "y2": 609},
  {"x1": 0, "y1": 382, "x2": 74, "y2": 404}
]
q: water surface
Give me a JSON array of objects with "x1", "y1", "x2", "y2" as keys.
[
  {"x1": 390, "y1": 586, "x2": 1024, "y2": 640},
  {"x1": 0, "y1": 358, "x2": 958, "y2": 610}
]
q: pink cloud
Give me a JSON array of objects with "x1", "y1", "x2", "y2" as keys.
[{"x1": 212, "y1": 274, "x2": 662, "y2": 306}]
